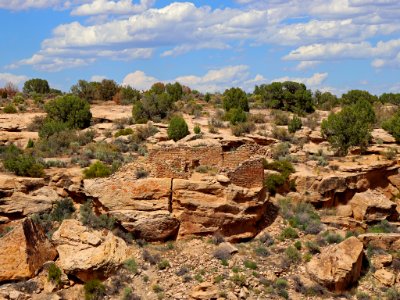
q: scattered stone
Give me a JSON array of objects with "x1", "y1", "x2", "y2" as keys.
[
  {"x1": 52, "y1": 219, "x2": 131, "y2": 282},
  {"x1": 190, "y1": 282, "x2": 219, "y2": 299},
  {"x1": 0, "y1": 219, "x2": 57, "y2": 282},
  {"x1": 307, "y1": 237, "x2": 364, "y2": 292},
  {"x1": 349, "y1": 190, "x2": 397, "y2": 222},
  {"x1": 374, "y1": 269, "x2": 396, "y2": 286}
]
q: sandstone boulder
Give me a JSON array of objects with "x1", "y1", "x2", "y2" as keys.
[
  {"x1": 370, "y1": 253, "x2": 393, "y2": 269},
  {"x1": 0, "y1": 219, "x2": 57, "y2": 282},
  {"x1": 358, "y1": 233, "x2": 400, "y2": 251},
  {"x1": 52, "y1": 219, "x2": 131, "y2": 282},
  {"x1": 172, "y1": 179, "x2": 268, "y2": 241},
  {"x1": 307, "y1": 237, "x2": 364, "y2": 292},
  {"x1": 372, "y1": 128, "x2": 396, "y2": 144},
  {"x1": 190, "y1": 282, "x2": 219, "y2": 300},
  {"x1": 374, "y1": 269, "x2": 396, "y2": 286},
  {"x1": 349, "y1": 190, "x2": 397, "y2": 222},
  {"x1": 0, "y1": 187, "x2": 60, "y2": 218},
  {"x1": 84, "y1": 178, "x2": 180, "y2": 241}
]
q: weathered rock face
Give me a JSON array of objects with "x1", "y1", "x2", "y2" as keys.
[
  {"x1": 52, "y1": 219, "x2": 131, "y2": 282},
  {"x1": 291, "y1": 159, "x2": 399, "y2": 207},
  {"x1": 0, "y1": 218, "x2": 57, "y2": 282},
  {"x1": 84, "y1": 175, "x2": 268, "y2": 242},
  {"x1": 374, "y1": 269, "x2": 396, "y2": 286},
  {"x1": 0, "y1": 187, "x2": 60, "y2": 218},
  {"x1": 0, "y1": 174, "x2": 45, "y2": 198},
  {"x1": 358, "y1": 233, "x2": 400, "y2": 251},
  {"x1": 84, "y1": 178, "x2": 180, "y2": 241},
  {"x1": 307, "y1": 237, "x2": 364, "y2": 292},
  {"x1": 172, "y1": 179, "x2": 267, "y2": 241},
  {"x1": 349, "y1": 190, "x2": 397, "y2": 222}
]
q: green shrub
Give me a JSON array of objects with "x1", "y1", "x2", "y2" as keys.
[
  {"x1": 367, "y1": 220, "x2": 398, "y2": 233},
  {"x1": 288, "y1": 116, "x2": 302, "y2": 133},
  {"x1": 274, "y1": 278, "x2": 288, "y2": 289},
  {"x1": 44, "y1": 95, "x2": 92, "y2": 129},
  {"x1": 321, "y1": 99, "x2": 375, "y2": 155},
  {"x1": 225, "y1": 108, "x2": 247, "y2": 125},
  {"x1": 124, "y1": 258, "x2": 138, "y2": 274},
  {"x1": 263, "y1": 159, "x2": 295, "y2": 178},
  {"x1": 243, "y1": 260, "x2": 258, "y2": 270},
  {"x1": 48, "y1": 264, "x2": 62, "y2": 285},
  {"x1": 272, "y1": 110, "x2": 290, "y2": 125},
  {"x1": 39, "y1": 120, "x2": 69, "y2": 138},
  {"x1": 223, "y1": 87, "x2": 249, "y2": 112},
  {"x1": 280, "y1": 227, "x2": 299, "y2": 240},
  {"x1": 167, "y1": 116, "x2": 189, "y2": 141},
  {"x1": 383, "y1": 111, "x2": 400, "y2": 143},
  {"x1": 80, "y1": 201, "x2": 116, "y2": 230},
  {"x1": 231, "y1": 121, "x2": 255, "y2": 136},
  {"x1": 158, "y1": 259, "x2": 170, "y2": 270},
  {"x1": 356, "y1": 291, "x2": 371, "y2": 300},
  {"x1": 51, "y1": 198, "x2": 75, "y2": 222},
  {"x1": 2, "y1": 145, "x2": 45, "y2": 177},
  {"x1": 264, "y1": 174, "x2": 285, "y2": 195},
  {"x1": 231, "y1": 274, "x2": 246, "y2": 286},
  {"x1": 83, "y1": 161, "x2": 112, "y2": 179},
  {"x1": 26, "y1": 139, "x2": 34, "y2": 149},
  {"x1": 272, "y1": 142, "x2": 290, "y2": 160},
  {"x1": 278, "y1": 199, "x2": 322, "y2": 235},
  {"x1": 285, "y1": 246, "x2": 301, "y2": 263},
  {"x1": 294, "y1": 241, "x2": 302, "y2": 250},
  {"x1": 84, "y1": 279, "x2": 105, "y2": 300},
  {"x1": 114, "y1": 127, "x2": 134, "y2": 137},
  {"x1": 3, "y1": 103, "x2": 17, "y2": 113},
  {"x1": 324, "y1": 232, "x2": 344, "y2": 244},
  {"x1": 385, "y1": 288, "x2": 400, "y2": 300},
  {"x1": 194, "y1": 124, "x2": 201, "y2": 134},
  {"x1": 23, "y1": 78, "x2": 50, "y2": 94},
  {"x1": 305, "y1": 241, "x2": 320, "y2": 254}
]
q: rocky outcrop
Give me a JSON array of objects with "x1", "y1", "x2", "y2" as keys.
[
  {"x1": 84, "y1": 175, "x2": 268, "y2": 242},
  {"x1": 84, "y1": 178, "x2": 180, "y2": 241},
  {"x1": 190, "y1": 282, "x2": 219, "y2": 300},
  {"x1": 0, "y1": 218, "x2": 57, "y2": 282},
  {"x1": 374, "y1": 269, "x2": 396, "y2": 286},
  {"x1": 291, "y1": 159, "x2": 399, "y2": 207},
  {"x1": 0, "y1": 187, "x2": 60, "y2": 218},
  {"x1": 0, "y1": 174, "x2": 45, "y2": 198},
  {"x1": 173, "y1": 179, "x2": 267, "y2": 241},
  {"x1": 348, "y1": 190, "x2": 397, "y2": 222},
  {"x1": 358, "y1": 233, "x2": 400, "y2": 251},
  {"x1": 307, "y1": 237, "x2": 364, "y2": 292},
  {"x1": 52, "y1": 219, "x2": 131, "y2": 282}
]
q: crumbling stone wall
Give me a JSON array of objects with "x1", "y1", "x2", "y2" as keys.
[
  {"x1": 148, "y1": 144, "x2": 265, "y2": 188},
  {"x1": 228, "y1": 158, "x2": 264, "y2": 188},
  {"x1": 222, "y1": 144, "x2": 261, "y2": 169},
  {"x1": 148, "y1": 145, "x2": 223, "y2": 178}
]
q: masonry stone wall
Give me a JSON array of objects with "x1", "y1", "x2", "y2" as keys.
[
  {"x1": 222, "y1": 144, "x2": 260, "y2": 169},
  {"x1": 148, "y1": 145, "x2": 223, "y2": 178},
  {"x1": 148, "y1": 144, "x2": 265, "y2": 188},
  {"x1": 228, "y1": 158, "x2": 264, "y2": 188}
]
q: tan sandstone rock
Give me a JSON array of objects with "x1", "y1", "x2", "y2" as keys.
[
  {"x1": 52, "y1": 219, "x2": 131, "y2": 282},
  {"x1": 349, "y1": 190, "x2": 397, "y2": 222},
  {"x1": 0, "y1": 218, "x2": 57, "y2": 282},
  {"x1": 358, "y1": 233, "x2": 400, "y2": 251},
  {"x1": 0, "y1": 186, "x2": 60, "y2": 218},
  {"x1": 374, "y1": 269, "x2": 396, "y2": 286},
  {"x1": 84, "y1": 178, "x2": 180, "y2": 241},
  {"x1": 190, "y1": 282, "x2": 219, "y2": 300},
  {"x1": 172, "y1": 179, "x2": 268, "y2": 241},
  {"x1": 307, "y1": 237, "x2": 364, "y2": 292}
]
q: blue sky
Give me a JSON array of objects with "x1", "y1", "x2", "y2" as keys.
[{"x1": 1, "y1": 0, "x2": 400, "y2": 95}]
